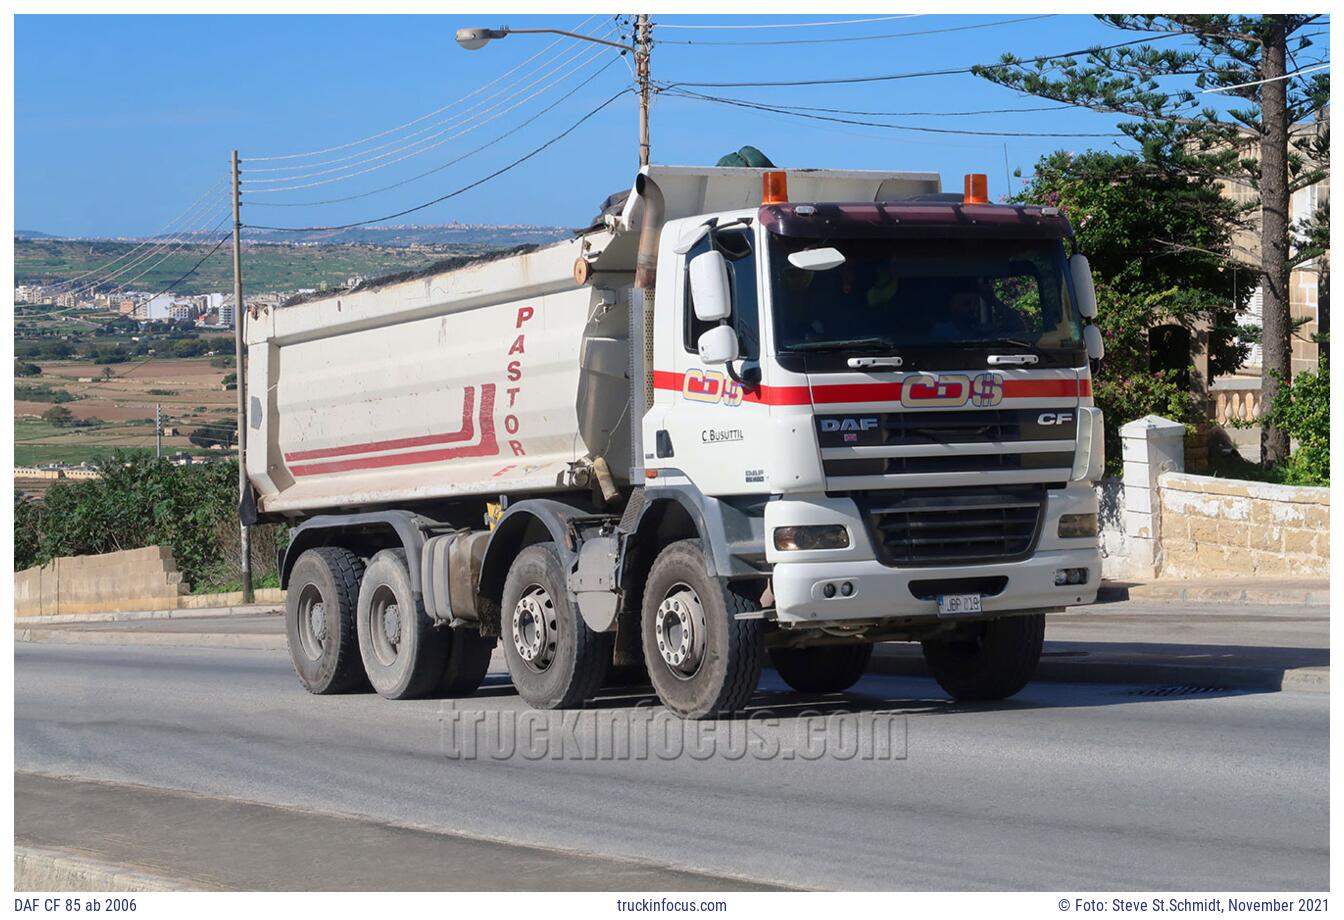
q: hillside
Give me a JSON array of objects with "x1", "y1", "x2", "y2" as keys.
[{"x1": 14, "y1": 224, "x2": 572, "y2": 295}]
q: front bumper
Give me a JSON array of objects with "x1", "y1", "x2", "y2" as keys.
[{"x1": 770, "y1": 547, "x2": 1101, "y2": 624}]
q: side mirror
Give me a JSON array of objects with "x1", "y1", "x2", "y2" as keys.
[
  {"x1": 1070, "y1": 254, "x2": 1097, "y2": 319},
  {"x1": 1083, "y1": 323, "x2": 1104, "y2": 362},
  {"x1": 787, "y1": 247, "x2": 846, "y2": 271},
  {"x1": 689, "y1": 250, "x2": 732, "y2": 322},
  {"x1": 697, "y1": 325, "x2": 740, "y2": 365}
]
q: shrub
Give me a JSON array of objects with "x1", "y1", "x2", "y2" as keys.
[
  {"x1": 1265, "y1": 356, "x2": 1329, "y2": 486},
  {"x1": 16, "y1": 452, "x2": 284, "y2": 589}
]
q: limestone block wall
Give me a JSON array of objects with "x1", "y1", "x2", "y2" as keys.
[
  {"x1": 14, "y1": 546, "x2": 189, "y2": 617},
  {"x1": 1158, "y1": 472, "x2": 1331, "y2": 577}
]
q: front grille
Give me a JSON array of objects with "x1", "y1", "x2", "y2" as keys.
[
  {"x1": 826, "y1": 451, "x2": 1074, "y2": 477},
  {"x1": 855, "y1": 486, "x2": 1045, "y2": 567},
  {"x1": 816, "y1": 408, "x2": 1076, "y2": 448}
]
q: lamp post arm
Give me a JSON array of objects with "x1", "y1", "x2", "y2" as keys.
[{"x1": 499, "y1": 28, "x2": 634, "y2": 53}]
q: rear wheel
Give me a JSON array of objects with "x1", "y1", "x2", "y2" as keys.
[
  {"x1": 356, "y1": 549, "x2": 448, "y2": 700},
  {"x1": 641, "y1": 540, "x2": 764, "y2": 719},
  {"x1": 285, "y1": 547, "x2": 368, "y2": 694},
  {"x1": 921, "y1": 612, "x2": 1045, "y2": 701},
  {"x1": 501, "y1": 543, "x2": 610, "y2": 709},
  {"x1": 769, "y1": 643, "x2": 873, "y2": 694}
]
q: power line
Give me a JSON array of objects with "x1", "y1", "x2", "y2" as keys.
[
  {"x1": 246, "y1": 14, "x2": 605, "y2": 162},
  {"x1": 245, "y1": 21, "x2": 621, "y2": 178},
  {"x1": 663, "y1": 32, "x2": 1187, "y2": 88},
  {"x1": 655, "y1": 14, "x2": 922, "y2": 30},
  {"x1": 663, "y1": 87, "x2": 1126, "y2": 137},
  {"x1": 657, "y1": 15, "x2": 1053, "y2": 46},
  {"x1": 48, "y1": 179, "x2": 228, "y2": 292},
  {"x1": 247, "y1": 58, "x2": 625, "y2": 208},
  {"x1": 70, "y1": 203, "x2": 232, "y2": 299},
  {"x1": 243, "y1": 40, "x2": 621, "y2": 192},
  {"x1": 107, "y1": 213, "x2": 233, "y2": 298},
  {"x1": 1201, "y1": 61, "x2": 1330, "y2": 93},
  {"x1": 245, "y1": 89, "x2": 631, "y2": 233}
]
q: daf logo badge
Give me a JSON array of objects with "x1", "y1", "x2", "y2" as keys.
[
  {"x1": 819, "y1": 417, "x2": 879, "y2": 432},
  {"x1": 1038, "y1": 412, "x2": 1074, "y2": 426}
]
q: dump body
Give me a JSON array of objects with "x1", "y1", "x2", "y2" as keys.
[{"x1": 244, "y1": 234, "x2": 635, "y2": 515}]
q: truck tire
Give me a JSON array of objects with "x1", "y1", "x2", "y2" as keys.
[
  {"x1": 641, "y1": 540, "x2": 765, "y2": 719},
  {"x1": 285, "y1": 547, "x2": 368, "y2": 694},
  {"x1": 501, "y1": 543, "x2": 610, "y2": 709},
  {"x1": 356, "y1": 548, "x2": 449, "y2": 700},
  {"x1": 920, "y1": 612, "x2": 1045, "y2": 701},
  {"x1": 769, "y1": 643, "x2": 873, "y2": 694},
  {"x1": 438, "y1": 629, "x2": 497, "y2": 697}
]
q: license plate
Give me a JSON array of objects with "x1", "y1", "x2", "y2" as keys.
[{"x1": 936, "y1": 593, "x2": 983, "y2": 617}]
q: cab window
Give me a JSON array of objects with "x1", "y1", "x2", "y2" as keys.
[{"x1": 684, "y1": 227, "x2": 760, "y2": 359}]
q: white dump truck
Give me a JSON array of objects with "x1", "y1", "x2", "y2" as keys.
[{"x1": 244, "y1": 165, "x2": 1104, "y2": 718}]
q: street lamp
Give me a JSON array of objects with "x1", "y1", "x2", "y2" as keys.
[{"x1": 454, "y1": 17, "x2": 652, "y2": 167}]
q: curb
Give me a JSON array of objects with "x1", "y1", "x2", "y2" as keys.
[
  {"x1": 1100, "y1": 582, "x2": 1329, "y2": 607},
  {"x1": 15, "y1": 606, "x2": 282, "y2": 627},
  {"x1": 14, "y1": 845, "x2": 209, "y2": 892},
  {"x1": 16, "y1": 629, "x2": 287, "y2": 652},
  {"x1": 870, "y1": 646, "x2": 1328, "y2": 694}
]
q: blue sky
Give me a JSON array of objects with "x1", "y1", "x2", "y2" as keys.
[{"x1": 14, "y1": 13, "x2": 1330, "y2": 237}]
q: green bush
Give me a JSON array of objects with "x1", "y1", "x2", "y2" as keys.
[
  {"x1": 14, "y1": 452, "x2": 284, "y2": 590},
  {"x1": 1266, "y1": 356, "x2": 1329, "y2": 486}
]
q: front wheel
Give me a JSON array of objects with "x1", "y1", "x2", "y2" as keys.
[
  {"x1": 501, "y1": 543, "x2": 610, "y2": 709},
  {"x1": 641, "y1": 540, "x2": 764, "y2": 719},
  {"x1": 920, "y1": 612, "x2": 1045, "y2": 701}
]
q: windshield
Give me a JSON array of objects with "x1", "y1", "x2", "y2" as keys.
[{"x1": 768, "y1": 235, "x2": 1082, "y2": 353}]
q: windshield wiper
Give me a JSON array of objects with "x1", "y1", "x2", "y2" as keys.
[{"x1": 784, "y1": 337, "x2": 895, "y2": 352}]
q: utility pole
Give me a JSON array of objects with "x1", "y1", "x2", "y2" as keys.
[
  {"x1": 635, "y1": 14, "x2": 652, "y2": 167},
  {"x1": 155, "y1": 403, "x2": 161, "y2": 459},
  {"x1": 231, "y1": 150, "x2": 253, "y2": 604}
]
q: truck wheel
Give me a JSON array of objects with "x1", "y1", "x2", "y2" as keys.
[
  {"x1": 286, "y1": 547, "x2": 368, "y2": 694},
  {"x1": 769, "y1": 643, "x2": 873, "y2": 694},
  {"x1": 438, "y1": 628, "x2": 497, "y2": 697},
  {"x1": 920, "y1": 612, "x2": 1045, "y2": 701},
  {"x1": 641, "y1": 540, "x2": 765, "y2": 719},
  {"x1": 356, "y1": 548, "x2": 449, "y2": 700},
  {"x1": 501, "y1": 543, "x2": 610, "y2": 709}
]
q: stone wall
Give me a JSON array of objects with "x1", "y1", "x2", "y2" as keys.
[
  {"x1": 14, "y1": 546, "x2": 189, "y2": 617},
  {"x1": 1159, "y1": 472, "x2": 1331, "y2": 578},
  {"x1": 1096, "y1": 478, "x2": 1129, "y2": 580}
]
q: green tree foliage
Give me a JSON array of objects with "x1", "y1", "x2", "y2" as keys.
[
  {"x1": 41, "y1": 405, "x2": 74, "y2": 428},
  {"x1": 189, "y1": 418, "x2": 237, "y2": 449},
  {"x1": 14, "y1": 453, "x2": 283, "y2": 589},
  {"x1": 1264, "y1": 356, "x2": 1329, "y2": 485},
  {"x1": 974, "y1": 14, "x2": 1328, "y2": 464},
  {"x1": 1015, "y1": 150, "x2": 1245, "y2": 472},
  {"x1": 15, "y1": 361, "x2": 42, "y2": 377}
]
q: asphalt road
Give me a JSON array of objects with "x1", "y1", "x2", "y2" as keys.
[{"x1": 15, "y1": 641, "x2": 1328, "y2": 891}]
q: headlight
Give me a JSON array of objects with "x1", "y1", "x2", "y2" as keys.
[
  {"x1": 773, "y1": 525, "x2": 850, "y2": 551},
  {"x1": 1058, "y1": 513, "x2": 1098, "y2": 538}
]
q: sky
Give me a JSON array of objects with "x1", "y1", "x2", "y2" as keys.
[{"x1": 14, "y1": 13, "x2": 1331, "y2": 238}]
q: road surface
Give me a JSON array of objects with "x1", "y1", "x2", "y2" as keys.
[{"x1": 15, "y1": 640, "x2": 1328, "y2": 890}]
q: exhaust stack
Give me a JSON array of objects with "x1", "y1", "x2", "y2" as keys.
[{"x1": 633, "y1": 173, "x2": 664, "y2": 290}]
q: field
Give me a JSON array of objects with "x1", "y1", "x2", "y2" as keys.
[
  {"x1": 16, "y1": 239, "x2": 442, "y2": 296},
  {"x1": 15, "y1": 230, "x2": 566, "y2": 297},
  {"x1": 15, "y1": 356, "x2": 237, "y2": 467}
]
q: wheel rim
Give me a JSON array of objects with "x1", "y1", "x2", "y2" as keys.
[
  {"x1": 367, "y1": 583, "x2": 403, "y2": 668},
  {"x1": 655, "y1": 583, "x2": 708, "y2": 679},
  {"x1": 512, "y1": 584, "x2": 557, "y2": 673},
  {"x1": 296, "y1": 584, "x2": 328, "y2": 661}
]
